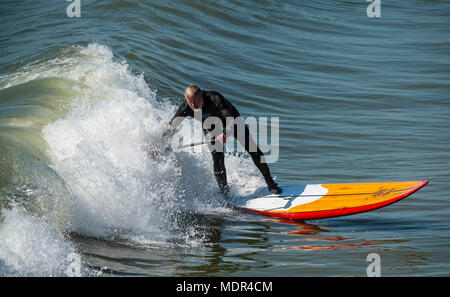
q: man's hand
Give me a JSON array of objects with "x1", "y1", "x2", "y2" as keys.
[{"x1": 216, "y1": 133, "x2": 227, "y2": 144}]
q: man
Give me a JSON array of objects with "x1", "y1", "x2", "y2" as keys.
[{"x1": 164, "y1": 85, "x2": 282, "y2": 197}]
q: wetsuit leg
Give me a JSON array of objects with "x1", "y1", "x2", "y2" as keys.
[
  {"x1": 206, "y1": 138, "x2": 230, "y2": 198},
  {"x1": 211, "y1": 150, "x2": 230, "y2": 196},
  {"x1": 235, "y1": 125, "x2": 276, "y2": 187}
]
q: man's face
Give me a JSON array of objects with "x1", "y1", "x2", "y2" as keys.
[{"x1": 185, "y1": 93, "x2": 204, "y2": 110}]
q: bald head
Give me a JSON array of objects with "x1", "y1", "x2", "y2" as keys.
[{"x1": 184, "y1": 85, "x2": 204, "y2": 110}]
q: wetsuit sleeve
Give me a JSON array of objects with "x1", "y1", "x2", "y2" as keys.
[
  {"x1": 164, "y1": 101, "x2": 193, "y2": 138},
  {"x1": 213, "y1": 92, "x2": 240, "y2": 119},
  {"x1": 212, "y1": 92, "x2": 240, "y2": 134}
]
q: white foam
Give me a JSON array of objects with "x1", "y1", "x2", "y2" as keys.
[
  {"x1": 1, "y1": 43, "x2": 267, "y2": 277},
  {"x1": 39, "y1": 44, "x2": 265, "y2": 247},
  {"x1": 0, "y1": 207, "x2": 81, "y2": 276}
]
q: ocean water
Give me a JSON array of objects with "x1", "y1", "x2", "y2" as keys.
[{"x1": 0, "y1": 0, "x2": 449, "y2": 276}]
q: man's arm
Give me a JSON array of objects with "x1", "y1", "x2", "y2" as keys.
[
  {"x1": 211, "y1": 92, "x2": 241, "y2": 143},
  {"x1": 163, "y1": 101, "x2": 193, "y2": 139},
  {"x1": 213, "y1": 92, "x2": 240, "y2": 120}
]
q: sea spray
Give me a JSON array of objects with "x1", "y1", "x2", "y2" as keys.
[
  {"x1": 0, "y1": 206, "x2": 80, "y2": 276},
  {"x1": 0, "y1": 43, "x2": 264, "y2": 276}
]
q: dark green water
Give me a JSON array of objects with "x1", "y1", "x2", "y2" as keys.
[{"x1": 0, "y1": 0, "x2": 449, "y2": 276}]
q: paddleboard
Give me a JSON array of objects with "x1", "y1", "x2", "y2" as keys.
[{"x1": 232, "y1": 180, "x2": 428, "y2": 220}]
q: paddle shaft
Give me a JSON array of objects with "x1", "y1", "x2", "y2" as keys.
[
  {"x1": 177, "y1": 139, "x2": 213, "y2": 149},
  {"x1": 149, "y1": 139, "x2": 216, "y2": 159}
]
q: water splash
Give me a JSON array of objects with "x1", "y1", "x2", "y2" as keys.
[{"x1": 0, "y1": 43, "x2": 264, "y2": 275}]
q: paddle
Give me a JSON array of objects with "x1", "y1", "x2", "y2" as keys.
[
  {"x1": 176, "y1": 139, "x2": 213, "y2": 149},
  {"x1": 147, "y1": 139, "x2": 214, "y2": 159}
]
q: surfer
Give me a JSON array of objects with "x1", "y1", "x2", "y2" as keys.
[{"x1": 163, "y1": 85, "x2": 282, "y2": 198}]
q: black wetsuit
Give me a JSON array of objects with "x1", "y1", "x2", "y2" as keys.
[{"x1": 167, "y1": 90, "x2": 277, "y2": 196}]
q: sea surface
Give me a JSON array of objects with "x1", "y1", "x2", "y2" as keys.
[{"x1": 0, "y1": 0, "x2": 449, "y2": 276}]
